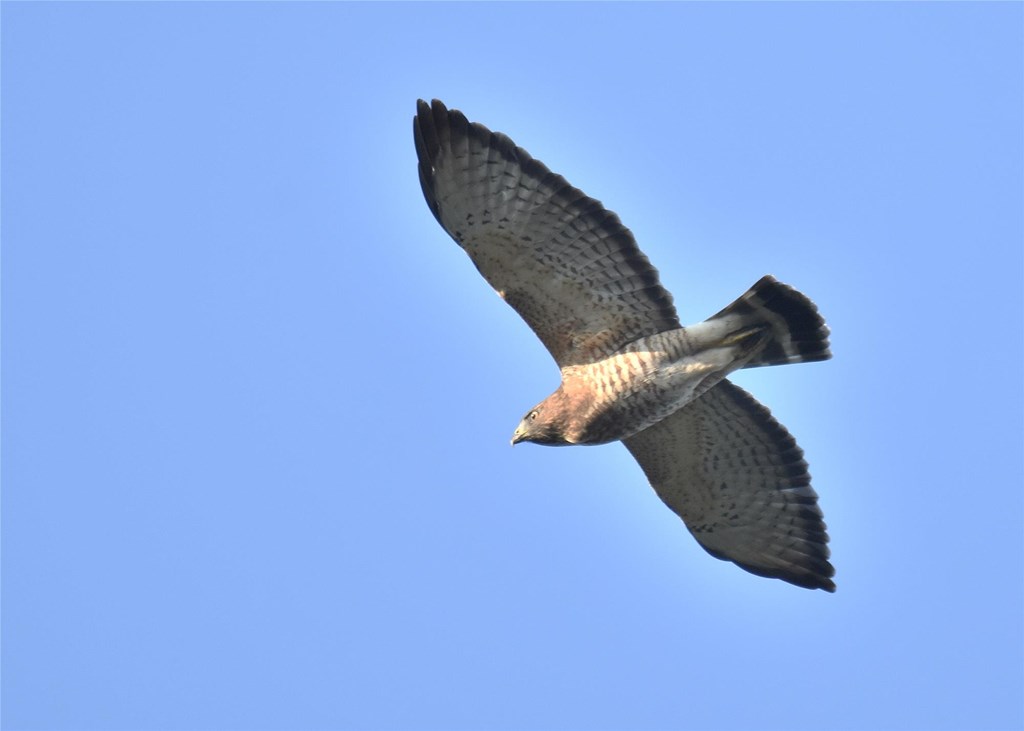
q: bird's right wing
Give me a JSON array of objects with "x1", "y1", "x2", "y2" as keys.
[
  {"x1": 415, "y1": 99, "x2": 680, "y2": 368},
  {"x1": 623, "y1": 379, "x2": 835, "y2": 591}
]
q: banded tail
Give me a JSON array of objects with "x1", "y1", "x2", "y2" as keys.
[{"x1": 711, "y1": 275, "x2": 832, "y2": 368}]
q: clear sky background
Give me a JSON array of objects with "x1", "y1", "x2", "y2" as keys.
[{"x1": 3, "y1": 3, "x2": 1022, "y2": 730}]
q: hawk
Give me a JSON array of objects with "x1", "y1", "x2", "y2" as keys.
[{"x1": 414, "y1": 99, "x2": 835, "y2": 592}]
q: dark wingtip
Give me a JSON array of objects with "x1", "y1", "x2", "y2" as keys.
[
  {"x1": 414, "y1": 99, "x2": 449, "y2": 224},
  {"x1": 704, "y1": 545, "x2": 837, "y2": 592}
]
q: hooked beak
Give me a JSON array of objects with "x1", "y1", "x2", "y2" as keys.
[{"x1": 510, "y1": 422, "x2": 527, "y2": 446}]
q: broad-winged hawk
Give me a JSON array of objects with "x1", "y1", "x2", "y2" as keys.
[{"x1": 414, "y1": 99, "x2": 835, "y2": 592}]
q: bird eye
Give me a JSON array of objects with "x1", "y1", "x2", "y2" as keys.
[{"x1": 529, "y1": 410, "x2": 538, "y2": 421}]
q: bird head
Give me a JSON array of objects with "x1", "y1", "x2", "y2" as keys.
[{"x1": 511, "y1": 405, "x2": 567, "y2": 446}]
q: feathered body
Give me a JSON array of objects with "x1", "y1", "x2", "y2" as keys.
[{"x1": 519, "y1": 275, "x2": 829, "y2": 446}]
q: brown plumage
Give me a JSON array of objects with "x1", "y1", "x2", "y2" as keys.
[{"x1": 414, "y1": 99, "x2": 835, "y2": 592}]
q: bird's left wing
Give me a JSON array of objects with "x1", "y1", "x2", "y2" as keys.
[
  {"x1": 414, "y1": 99, "x2": 680, "y2": 368},
  {"x1": 623, "y1": 379, "x2": 835, "y2": 591}
]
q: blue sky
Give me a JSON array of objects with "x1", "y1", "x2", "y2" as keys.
[{"x1": 3, "y1": 3, "x2": 1022, "y2": 730}]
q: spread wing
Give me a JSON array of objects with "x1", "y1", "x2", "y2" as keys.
[
  {"x1": 623, "y1": 379, "x2": 835, "y2": 591},
  {"x1": 414, "y1": 99, "x2": 679, "y2": 368}
]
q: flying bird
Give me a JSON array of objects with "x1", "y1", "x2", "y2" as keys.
[{"x1": 413, "y1": 99, "x2": 835, "y2": 591}]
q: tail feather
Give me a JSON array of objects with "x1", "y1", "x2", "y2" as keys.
[{"x1": 711, "y1": 275, "x2": 832, "y2": 368}]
